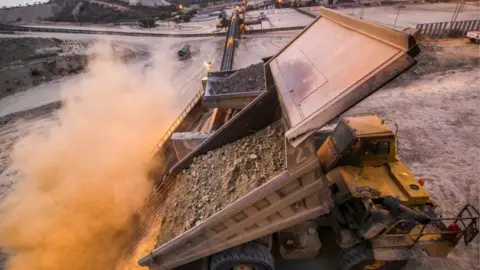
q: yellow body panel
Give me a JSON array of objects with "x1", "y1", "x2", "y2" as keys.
[
  {"x1": 388, "y1": 162, "x2": 429, "y2": 204},
  {"x1": 316, "y1": 136, "x2": 338, "y2": 169},
  {"x1": 422, "y1": 242, "x2": 455, "y2": 257},
  {"x1": 332, "y1": 162, "x2": 429, "y2": 205},
  {"x1": 318, "y1": 115, "x2": 430, "y2": 205},
  {"x1": 342, "y1": 115, "x2": 392, "y2": 137}
]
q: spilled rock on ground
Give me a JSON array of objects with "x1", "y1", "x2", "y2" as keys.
[{"x1": 157, "y1": 121, "x2": 286, "y2": 245}]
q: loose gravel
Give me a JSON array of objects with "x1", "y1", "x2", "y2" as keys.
[{"x1": 157, "y1": 121, "x2": 286, "y2": 245}]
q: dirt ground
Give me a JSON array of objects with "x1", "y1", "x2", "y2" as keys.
[
  {"x1": 157, "y1": 121, "x2": 286, "y2": 245},
  {"x1": 0, "y1": 37, "x2": 151, "y2": 100},
  {"x1": 0, "y1": 31, "x2": 297, "y2": 118},
  {"x1": 303, "y1": 3, "x2": 480, "y2": 28},
  {"x1": 0, "y1": 38, "x2": 62, "y2": 65},
  {"x1": 0, "y1": 37, "x2": 88, "y2": 99},
  {"x1": 0, "y1": 105, "x2": 59, "y2": 270},
  {"x1": 0, "y1": 103, "x2": 59, "y2": 199},
  {"x1": 245, "y1": 8, "x2": 314, "y2": 30},
  {"x1": 342, "y1": 38, "x2": 480, "y2": 269},
  {"x1": 234, "y1": 31, "x2": 299, "y2": 69}
]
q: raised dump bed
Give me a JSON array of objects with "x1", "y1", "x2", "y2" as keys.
[
  {"x1": 203, "y1": 63, "x2": 266, "y2": 109},
  {"x1": 271, "y1": 9, "x2": 418, "y2": 144},
  {"x1": 140, "y1": 7, "x2": 420, "y2": 270}
]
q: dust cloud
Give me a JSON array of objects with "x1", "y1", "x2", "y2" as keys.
[{"x1": 0, "y1": 42, "x2": 180, "y2": 270}]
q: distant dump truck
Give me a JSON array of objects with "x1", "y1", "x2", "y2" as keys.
[
  {"x1": 139, "y1": 8, "x2": 479, "y2": 270},
  {"x1": 467, "y1": 30, "x2": 480, "y2": 43},
  {"x1": 177, "y1": 44, "x2": 191, "y2": 60},
  {"x1": 138, "y1": 18, "x2": 156, "y2": 28},
  {"x1": 258, "y1": 12, "x2": 267, "y2": 20}
]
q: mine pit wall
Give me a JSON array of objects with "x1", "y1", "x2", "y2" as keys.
[
  {"x1": 0, "y1": 55, "x2": 87, "y2": 99},
  {"x1": 0, "y1": 101, "x2": 61, "y2": 127}
]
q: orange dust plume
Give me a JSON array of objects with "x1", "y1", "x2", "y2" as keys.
[{"x1": 0, "y1": 42, "x2": 179, "y2": 270}]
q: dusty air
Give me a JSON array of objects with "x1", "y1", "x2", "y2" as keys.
[{"x1": 0, "y1": 1, "x2": 478, "y2": 270}]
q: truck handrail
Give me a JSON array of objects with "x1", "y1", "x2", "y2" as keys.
[{"x1": 154, "y1": 85, "x2": 204, "y2": 151}]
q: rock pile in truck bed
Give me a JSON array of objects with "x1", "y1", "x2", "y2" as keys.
[
  {"x1": 209, "y1": 63, "x2": 265, "y2": 95},
  {"x1": 157, "y1": 121, "x2": 286, "y2": 245}
]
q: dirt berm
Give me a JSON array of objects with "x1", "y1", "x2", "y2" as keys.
[
  {"x1": 157, "y1": 121, "x2": 286, "y2": 245},
  {"x1": 0, "y1": 38, "x2": 87, "y2": 99}
]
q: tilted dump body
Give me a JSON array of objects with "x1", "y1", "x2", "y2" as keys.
[{"x1": 139, "y1": 7, "x2": 419, "y2": 269}]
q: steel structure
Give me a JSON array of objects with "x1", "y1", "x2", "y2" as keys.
[{"x1": 219, "y1": 11, "x2": 240, "y2": 71}]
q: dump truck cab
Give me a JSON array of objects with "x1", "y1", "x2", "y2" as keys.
[
  {"x1": 318, "y1": 115, "x2": 398, "y2": 172},
  {"x1": 318, "y1": 115, "x2": 429, "y2": 206},
  {"x1": 316, "y1": 115, "x2": 478, "y2": 267}
]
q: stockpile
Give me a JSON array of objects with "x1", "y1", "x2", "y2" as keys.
[
  {"x1": 209, "y1": 63, "x2": 265, "y2": 95},
  {"x1": 157, "y1": 121, "x2": 286, "y2": 245}
]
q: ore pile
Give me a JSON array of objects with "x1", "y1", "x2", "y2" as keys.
[
  {"x1": 157, "y1": 121, "x2": 286, "y2": 245},
  {"x1": 209, "y1": 63, "x2": 265, "y2": 95}
]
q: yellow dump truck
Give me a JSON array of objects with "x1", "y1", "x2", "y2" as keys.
[{"x1": 139, "y1": 8, "x2": 479, "y2": 270}]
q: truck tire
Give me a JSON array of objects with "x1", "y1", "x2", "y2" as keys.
[
  {"x1": 338, "y1": 243, "x2": 375, "y2": 270},
  {"x1": 386, "y1": 260, "x2": 408, "y2": 270},
  {"x1": 338, "y1": 244, "x2": 407, "y2": 270},
  {"x1": 210, "y1": 242, "x2": 274, "y2": 270}
]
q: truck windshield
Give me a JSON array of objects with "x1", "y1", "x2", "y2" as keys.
[
  {"x1": 331, "y1": 122, "x2": 355, "y2": 153},
  {"x1": 364, "y1": 141, "x2": 390, "y2": 156}
]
